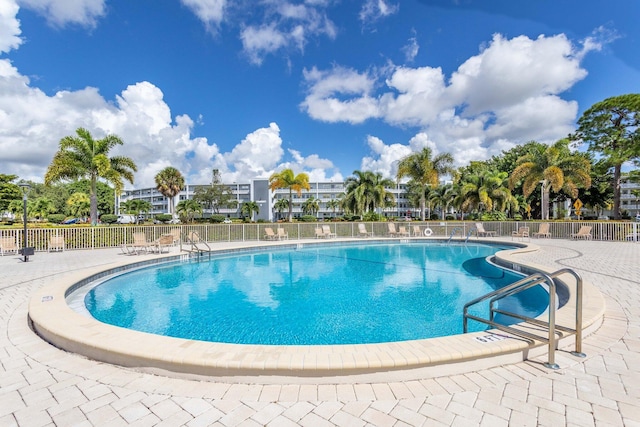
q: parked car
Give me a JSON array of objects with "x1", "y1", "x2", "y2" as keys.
[
  {"x1": 116, "y1": 214, "x2": 136, "y2": 224},
  {"x1": 223, "y1": 218, "x2": 233, "y2": 224},
  {"x1": 61, "y1": 218, "x2": 80, "y2": 224}
]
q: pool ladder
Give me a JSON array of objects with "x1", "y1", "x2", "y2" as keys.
[{"x1": 463, "y1": 267, "x2": 585, "y2": 369}]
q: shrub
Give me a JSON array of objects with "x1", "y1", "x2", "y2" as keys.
[
  {"x1": 48, "y1": 214, "x2": 66, "y2": 224},
  {"x1": 210, "y1": 215, "x2": 225, "y2": 223},
  {"x1": 430, "y1": 213, "x2": 439, "y2": 220},
  {"x1": 155, "y1": 214, "x2": 173, "y2": 223},
  {"x1": 100, "y1": 214, "x2": 118, "y2": 224},
  {"x1": 299, "y1": 215, "x2": 318, "y2": 222},
  {"x1": 362, "y1": 212, "x2": 383, "y2": 222},
  {"x1": 445, "y1": 215, "x2": 455, "y2": 221}
]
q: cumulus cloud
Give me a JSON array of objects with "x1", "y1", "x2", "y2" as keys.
[
  {"x1": 303, "y1": 32, "x2": 600, "y2": 169},
  {"x1": 239, "y1": 0, "x2": 337, "y2": 65},
  {"x1": 0, "y1": 0, "x2": 22, "y2": 53},
  {"x1": 18, "y1": 0, "x2": 106, "y2": 28}
]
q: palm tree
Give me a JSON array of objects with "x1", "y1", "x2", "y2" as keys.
[
  {"x1": 155, "y1": 167, "x2": 185, "y2": 218},
  {"x1": 460, "y1": 170, "x2": 514, "y2": 214},
  {"x1": 429, "y1": 184, "x2": 455, "y2": 220},
  {"x1": 45, "y1": 127, "x2": 137, "y2": 225},
  {"x1": 343, "y1": 170, "x2": 395, "y2": 215},
  {"x1": 396, "y1": 147, "x2": 454, "y2": 221},
  {"x1": 241, "y1": 201, "x2": 260, "y2": 222},
  {"x1": 301, "y1": 197, "x2": 320, "y2": 216},
  {"x1": 326, "y1": 198, "x2": 341, "y2": 218},
  {"x1": 509, "y1": 139, "x2": 592, "y2": 220},
  {"x1": 176, "y1": 199, "x2": 202, "y2": 223},
  {"x1": 32, "y1": 197, "x2": 56, "y2": 221},
  {"x1": 66, "y1": 192, "x2": 91, "y2": 218},
  {"x1": 273, "y1": 198, "x2": 290, "y2": 221},
  {"x1": 268, "y1": 169, "x2": 310, "y2": 222}
]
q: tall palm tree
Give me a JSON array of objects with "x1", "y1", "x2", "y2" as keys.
[
  {"x1": 268, "y1": 169, "x2": 310, "y2": 222},
  {"x1": 301, "y1": 197, "x2": 320, "y2": 216},
  {"x1": 45, "y1": 127, "x2": 137, "y2": 225},
  {"x1": 509, "y1": 139, "x2": 592, "y2": 220},
  {"x1": 155, "y1": 167, "x2": 185, "y2": 218},
  {"x1": 396, "y1": 147, "x2": 454, "y2": 221},
  {"x1": 273, "y1": 198, "x2": 289, "y2": 221},
  {"x1": 343, "y1": 170, "x2": 395, "y2": 216},
  {"x1": 241, "y1": 201, "x2": 260, "y2": 222}
]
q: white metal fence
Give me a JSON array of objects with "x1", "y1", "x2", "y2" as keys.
[{"x1": 1, "y1": 221, "x2": 638, "y2": 252}]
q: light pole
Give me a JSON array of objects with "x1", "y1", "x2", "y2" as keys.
[{"x1": 18, "y1": 182, "x2": 31, "y2": 262}]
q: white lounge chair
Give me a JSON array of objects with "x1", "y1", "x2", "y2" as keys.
[
  {"x1": 277, "y1": 227, "x2": 288, "y2": 240},
  {"x1": 264, "y1": 227, "x2": 278, "y2": 240},
  {"x1": 533, "y1": 223, "x2": 551, "y2": 238},
  {"x1": 511, "y1": 226, "x2": 530, "y2": 241},
  {"x1": 475, "y1": 223, "x2": 497, "y2": 237},
  {"x1": 322, "y1": 225, "x2": 336, "y2": 238},
  {"x1": 48, "y1": 235, "x2": 65, "y2": 252},
  {"x1": 358, "y1": 223, "x2": 373, "y2": 237},
  {"x1": 387, "y1": 222, "x2": 400, "y2": 237},
  {"x1": 571, "y1": 226, "x2": 592, "y2": 240},
  {"x1": 0, "y1": 236, "x2": 18, "y2": 256}
]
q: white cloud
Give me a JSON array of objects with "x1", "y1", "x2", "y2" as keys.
[
  {"x1": 359, "y1": 0, "x2": 399, "y2": 26},
  {"x1": 0, "y1": 0, "x2": 22, "y2": 53},
  {"x1": 402, "y1": 34, "x2": 419, "y2": 63},
  {"x1": 224, "y1": 123, "x2": 285, "y2": 179},
  {"x1": 18, "y1": 0, "x2": 106, "y2": 28},
  {"x1": 300, "y1": 66, "x2": 381, "y2": 124},
  {"x1": 239, "y1": 1, "x2": 337, "y2": 65},
  {"x1": 360, "y1": 135, "x2": 411, "y2": 179},
  {"x1": 181, "y1": 0, "x2": 226, "y2": 32},
  {"x1": 303, "y1": 32, "x2": 599, "y2": 168}
]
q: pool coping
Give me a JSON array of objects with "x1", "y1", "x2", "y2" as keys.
[{"x1": 27, "y1": 238, "x2": 606, "y2": 383}]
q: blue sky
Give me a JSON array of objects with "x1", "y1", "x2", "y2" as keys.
[{"x1": 1, "y1": 0, "x2": 638, "y2": 188}]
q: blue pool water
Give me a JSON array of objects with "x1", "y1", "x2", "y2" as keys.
[{"x1": 85, "y1": 242, "x2": 548, "y2": 345}]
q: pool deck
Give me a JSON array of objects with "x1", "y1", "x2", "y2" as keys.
[{"x1": 1, "y1": 238, "x2": 639, "y2": 426}]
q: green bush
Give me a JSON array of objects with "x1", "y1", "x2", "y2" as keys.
[
  {"x1": 155, "y1": 214, "x2": 173, "y2": 223},
  {"x1": 299, "y1": 215, "x2": 318, "y2": 222},
  {"x1": 48, "y1": 214, "x2": 66, "y2": 224},
  {"x1": 210, "y1": 215, "x2": 225, "y2": 223},
  {"x1": 480, "y1": 211, "x2": 507, "y2": 221},
  {"x1": 445, "y1": 215, "x2": 455, "y2": 221},
  {"x1": 362, "y1": 212, "x2": 383, "y2": 222},
  {"x1": 100, "y1": 214, "x2": 118, "y2": 224}
]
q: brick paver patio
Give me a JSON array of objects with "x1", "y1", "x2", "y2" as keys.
[{"x1": 1, "y1": 238, "x2": 638, "y2": 426}]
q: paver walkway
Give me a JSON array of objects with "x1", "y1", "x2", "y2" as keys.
[{"x1": 1, "y1": 239, "x2": 639, "y2": 426}]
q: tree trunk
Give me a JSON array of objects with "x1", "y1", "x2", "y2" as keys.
[
  {"x1": 420, "y1": 193, "x2": 426, "y2": 221},
  {"x1": 613, "y1": 164, "x2": 622, "y2": 220},
  {"x1": 90, "y1": 177, "x2": 98, "y2": 226},
  {"x1": 288, "y1": 188, "x2": 293, "y2": 222}
]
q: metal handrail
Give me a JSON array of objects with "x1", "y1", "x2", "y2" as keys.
[
  {"x1": 447, "y1": 227, "x2": 463, "y2": 243},
  {"x1": 463, "y1": 267, "x2": 585, "y2": 369}
]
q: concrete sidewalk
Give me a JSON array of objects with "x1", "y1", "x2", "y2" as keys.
[{"x1": 1, "y1": 239, "x2": 639, "y2": 426}]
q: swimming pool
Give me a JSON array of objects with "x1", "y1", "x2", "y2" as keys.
[{"x1": 83, "y1": 242, "x2": 548, "y2": 345}]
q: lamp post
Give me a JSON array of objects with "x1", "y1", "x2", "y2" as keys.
[{"x1": 18, "y1": 182, "x2": 31, "y2": 262}]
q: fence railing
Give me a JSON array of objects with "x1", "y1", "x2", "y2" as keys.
[{"x1": 0, "y1": 220, "x2": 638, "y2": 252}]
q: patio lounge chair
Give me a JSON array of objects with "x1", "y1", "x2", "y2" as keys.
[
  {"x1": 121, "y1": 232, "x2": 153, "y2": 255},
  {"x1": 511, "y1": 226, "x2": 530, "y2": 241},
  {"x1": 154, "y1": 234, "x2": 174, "y2": 253},
  {"x1": 315, "y1": 227, "x2": 326, "y2": 238},
  {"x1": 387, "y1": 222, "x2": 400, "y2": 237},
  {"x1": 398, "y1": 226, "x2": 411, "y2": 237},
  {"x1": 412, "y1": 225, "x2": 422, "y2": 236},
  {"x1": 0, "y1": 236, "x2": 18, "y2": 256},
  {"x1": 169, "y1": 228, "x2": 181, "y2": 245},
  {"x1": 475, "y1": 222, "x2": 497, "y2": 237},
  {"x1": 322, "y1": 225, "x2": 336, "y2": 238},
  {"x1": 571, "y1": 226, "x2": 592, "y2": 240},
  {"x1": 533, "y1": 223, "x2": 551, "y2": 238},
  {"x1": 358, "y1": 223, "x2": 373, "y2": 237},
  {"x1": 48, "y1": 235, "x2": 65, "y2": 252},
  {"x1": 264, "y1": 227, "x2": 278, "y2": 240},
  {"x1": 277, "y1": 227, "x2": 288, "y2": 240}
]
